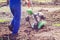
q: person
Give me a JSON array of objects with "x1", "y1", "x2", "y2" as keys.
[{"x1": 8, "y1": 0, "x2": 21, "y2": 35}]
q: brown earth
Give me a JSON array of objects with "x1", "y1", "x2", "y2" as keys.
[{"x1": 0, "y1": 5, "x2": 60, "y2": 40}]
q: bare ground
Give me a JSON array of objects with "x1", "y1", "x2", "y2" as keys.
[{"x1": 0, "y1": 5, "x2": 60, "y2": 40}]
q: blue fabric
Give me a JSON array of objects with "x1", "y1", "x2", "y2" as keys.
[{"x1": 9, "y1": 0, "x2": 21, "y2": 34}]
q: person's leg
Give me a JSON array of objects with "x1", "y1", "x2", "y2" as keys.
[
  {"x1": 9, "y1": 0, "x2": 21, "y2": 34},
  {"x1": 12, "y1": 6, "x2": 21, "y2": 34}
]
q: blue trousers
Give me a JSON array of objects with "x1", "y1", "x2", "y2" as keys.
[{"x1": 10, "y1": 0, "x2": 21, "y2": 34}]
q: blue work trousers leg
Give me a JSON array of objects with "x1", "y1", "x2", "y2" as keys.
[{"x1": 10, "y1": 5, "x2": 21, "y2": 34}]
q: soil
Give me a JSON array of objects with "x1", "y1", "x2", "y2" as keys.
[{"x1": 0, "y1": 5, "x2": 60, "y2": 40}]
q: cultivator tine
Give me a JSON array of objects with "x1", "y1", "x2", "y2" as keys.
[
  {"x1": 33, "y1": 15, "x2": 38, "y2": 23},
  {"x1": 25, "y1": 16, "x2": 32, "y2": 27},
  {"x1": 29, "y1": 20, "x2": 32, "y2": 27}
]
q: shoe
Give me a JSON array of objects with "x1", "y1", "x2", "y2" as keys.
[
  {"x1": 8, "y1": 25, "x2": 13, "y2": 31},
  {"x1": 9, "y1": 33, "x2": 18, "y2": 40}
]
